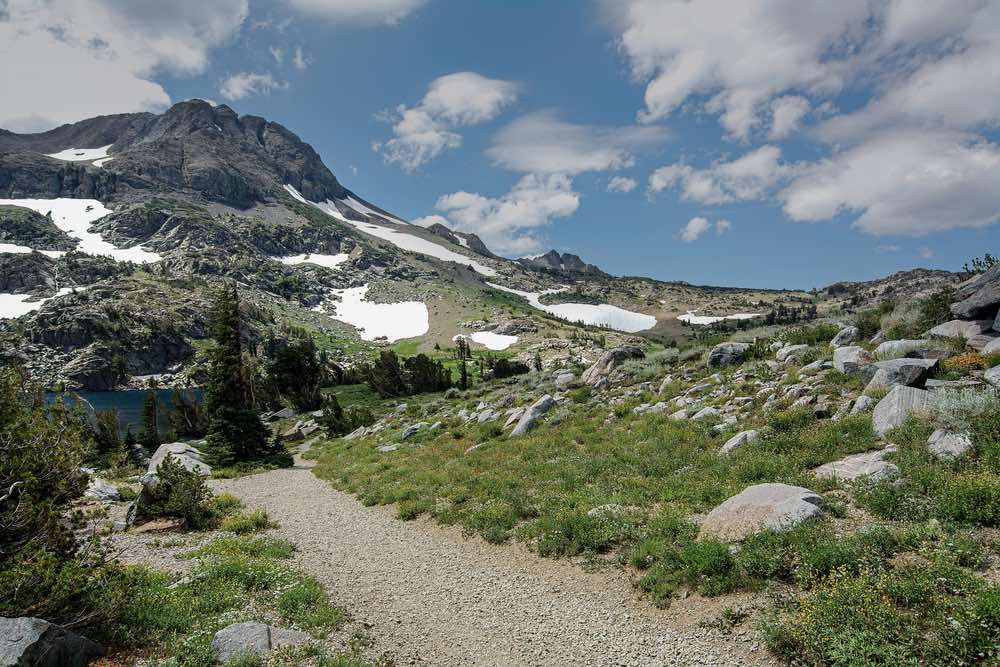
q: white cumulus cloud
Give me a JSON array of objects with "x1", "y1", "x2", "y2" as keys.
[
  {"x1": 378, "y1": 72, "x2": 520, "y2": 171},
  {"x1": 607, "y1": 176, "x2": 638, "y2": 193},
  {"x1": 281, "y1": 0, "x2": 428, "y2": 25},
  {"x1": 218, "y1": 72, "x2": 286, "y2": 101},
  {"x1": 487, "y1": 111, "x2": 669, "y2": 175},
  {"x1": 429, "y1": 174, "x2": 580, "y2": 255},
  {"x1": 679, "y1": 217, "x2": 711, "y2": 242},
  {"x1": 649, "y1": 146, "x2": 788, "y2": 205}
]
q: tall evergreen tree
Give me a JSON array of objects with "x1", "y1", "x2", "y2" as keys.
[
  {"x1": 139, "y1": 381, "x2": 161, "y2": 451},
  {"x1": 202, "y1": 284, "x2": 272, "y2": 467}
]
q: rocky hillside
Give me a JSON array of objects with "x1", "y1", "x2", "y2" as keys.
[{"x1": 0, "y1": 101, "x2": 964, "y2": 390}]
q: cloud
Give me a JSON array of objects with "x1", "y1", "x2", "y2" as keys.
[
  {"x1": 377, "y1": 71, "x2": 520, "y2": 171},
  {"x1": 269, "y1": 46, "x2": 284, "y2": 64},
  {"x1": 769, "y1": 96, "x2": 810, "y2": 139},
  {"x1": 607, "y1": 1, "x2": 1000, "y2": 142},
  {"x1": 293, "y1": 46, "x2": 311, "y2": 70},
  {"x1": 429, "y1": 174, "x2": 580, "y2": 255},
  {"x1": 919, "y1": 247, "x2": 935, "y2": 259},
  {"x1": 487, "y1": 110, "x2": 669, "y2": 175},
  {"x1": 607, "y1": 176, "x2": 638, "y2": 193},
  {"x1": 281, "y1": 0, "x2": 428, "y2": 25},
  {"x1": 679, "y1": 217, "x2": 711, "y2": 242},
  {"x1": 877, "y1": 245, "x2": 900, "y2": 253},
  {"x1": 780, "y1": 129, "x2": 1000, "y2": 236},
  {"x1": 649, "y1": 145, "x2": 788, "y2": 204},
  {"x1": 715, "y1": 219, "x2": 732, "y2": 234},
  {"x1": 0, "y1": 0, "x2": 247, "y2": 130},
  {"x1": 607, "y1": 0, "x2": 869, "y2": 138},
  {"x1": 218, "y1": 72, "x2": 286, "y2": 100}
]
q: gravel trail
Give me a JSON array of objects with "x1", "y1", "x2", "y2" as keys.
[{"x1": 211, "y1": 459, "x2": 773, "y2": 667}]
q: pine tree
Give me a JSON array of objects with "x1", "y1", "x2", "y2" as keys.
[
  {"x1": 139, "y1": 382, "x2": 161, "y2": 451},
  {"x1": 202, "y1": 284, "x2": 272, "y2": 467},
  {"x1": 456, "y1": 337, "x2": 470, "y2": 390}
]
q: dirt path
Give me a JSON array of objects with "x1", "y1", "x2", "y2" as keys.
[{"x1": 211, "y1": 459, "x2": 775, "y2": 667}]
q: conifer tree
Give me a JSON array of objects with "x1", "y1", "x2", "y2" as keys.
[
  {"x1": 202, "y1": 284, "x2": 272, "y2": 467},
  {"x1": 139, "y1": 381, "x2": 161, "y2": 451}
]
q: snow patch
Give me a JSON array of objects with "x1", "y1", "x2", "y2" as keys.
[
  {"x1": 315, "y1": 284, "x2": 428, "y2": 342},
  {"x1": 454, "y1": 331, "x2": 519, "y2": 351},
  {"x1": 487, "y1": 282, "x2": 656, "y2": 333},
  {"x1": 677, "y1": 311, "x2": 761, "y2": 325},
  {"x1": 276, "y1": 253, "x2": 350, "y2": 270},
  {"x1": 0, "y1": 199, "x2": 161, "y2": 264},
  {"x1": 0, "y1": 287, "x2": 77, "y2": 319},
  {"x1": 45, "y1": 145, "x2": 112, "y2": 167},
  {"x1": 284, "y1": 185, "x2": 497, "y2": 277},
  {"x1": 0, "y1": 242, "x2": 65, "y2": 258},
  {"x1": 341, "y1": 194, "x2": 409, "y2": 225}
]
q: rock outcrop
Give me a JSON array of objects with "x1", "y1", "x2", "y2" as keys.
[
  {"x1": 211, "y1": 622, "x2": 310, "y2": 664},
  {"x1": 699, "y1": 483, "x2": 824, "y2": 541},
  {"x1": 873, "y1": 385, "x2": 929, "y2": 437},
  {"x1": 580, "y1": 346, "x2": 644, "y2": 385},
  {"x1": 0, "y1": 617, "x2": 104, "y2": 667}
]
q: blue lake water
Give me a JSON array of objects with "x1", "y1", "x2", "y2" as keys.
[{"x1": 47, "y1": 388, "x2": 203, "y2": 435}]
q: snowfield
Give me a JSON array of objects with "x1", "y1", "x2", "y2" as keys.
[
  {"x1": 276, "y1": 253, "x2": 350, "y2": 270},
  {"x1": 0, "y1": 242, "x2": 65, "y2": 258},
  {"x1": 487, "y1": 283, "x2": 656, "y2": 333},
  {"x1": 677, "y1": 311, "x2": 760, "y2": 325},
  {"x1": 0, "y1": 198, "x2": 161, "y2": 264},
  {"x1": 316, "y1": 284, "x2": 428, "y2": 342},
  {"x1": 341, "y1": 194, "x2": 408, "y2": 226},
  {"x1": 284, "y1": 185, "x2": 497, "y2": 277},
  {"x1": 453, "y1": 331, "x2": 519, "y2": 351},
  {"x1": 0, "y1": 287, "x2": 77, "y2": 319},
  {"x1": 45, "y1": 145, "x2": 112, "y2": 167}
]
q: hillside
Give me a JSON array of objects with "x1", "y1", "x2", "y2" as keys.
[{"x1": 0, "y1": 100, "x2": 887, "y2": 391}]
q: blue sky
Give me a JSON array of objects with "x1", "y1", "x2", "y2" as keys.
[{"x1": 2, "y1": 0, "x2": 999, "y2": 288}]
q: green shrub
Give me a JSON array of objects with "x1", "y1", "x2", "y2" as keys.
[
  {"x1": 138, "y1": 455, "x2": 215, "y2": 529},
  {"x1": 221, "y1": 509, "x2": 278, "y2": 534},
  {"x1": 938, "y1": 473, "x2": 1000, "y2": 526}
]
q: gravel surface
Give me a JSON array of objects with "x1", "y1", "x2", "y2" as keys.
[{"x1": 210, "y1": 458, "x2": 774, "y2": 667}]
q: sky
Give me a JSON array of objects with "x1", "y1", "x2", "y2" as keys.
[{"x1": 1, "y1": 0, "x2": 999, "y2": 289}]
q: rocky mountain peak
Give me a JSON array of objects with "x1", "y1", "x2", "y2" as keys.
[{"x1": 518, "y1": 250, "x2": 607, "y2": 277}]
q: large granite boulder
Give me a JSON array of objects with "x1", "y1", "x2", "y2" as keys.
[
  {"x1": 698, "y1": 483, "x2": 824, "y2": 541},
  {"x1": 830, "y1": 326, "x2": 859, "y2": 347},
  {"x1": 814, "y1": 447, "x2": 898, "y2": 483},
  {"x1": 510, "y1": 394, "x2": 556, "y2": 436},
  {"x1": 873, "y1": 385, "x2": 929, "y2": 437},
  {"x1": 719, "y1": 429, "x2": 759, "y2": 457},
  {"x1": 950, "y1": 263, "x2": 1000, "y2": 319},
  {"x1": 874, "y1": 339, "x2": 933, "y2": 359},
  {"x1": 147, "y1": 442, "x2": 211, "y2": 476},
  {"x1": 833, "y1": 346, "x2": 874, "y2": 376},
  {"x1": 708, "y1": 342, "x2": 749, "y2": 367},
  {"x1": 580, "y1": 346, "x2": 644, "y2": 385},
  {"x1": 865, "y1": 358, "x2": 938, "y2": 391},
  {"x1": 927, "y1": 429, "x2": 974, "y2": 460},
  {"x1": 211, "y1": 622, "x2": 309, "y2": 664},
  {"x1": 985, "y1": 365, "x2": 1000, "y2": 388},
  {"x1": 0, "y1": 617, "x2": 104, "y2": 667},
  {"x1": 927, "y1": 319, "x2": 993, "y2": 341},
  {"x1": 776, "y1": 344, "x2": 810, "y2": 363}
]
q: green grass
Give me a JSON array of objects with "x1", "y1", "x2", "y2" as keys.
[
  {"x1": 221, "y1": 509, "x2": 278, "y2": 534},
  {"x1": 92, "y1": 534, "x2": 364, "y2": 666}
]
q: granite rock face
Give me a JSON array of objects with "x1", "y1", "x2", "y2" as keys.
[{"x1": 873, "y1": 385, "x2": 929, "y2": 437}]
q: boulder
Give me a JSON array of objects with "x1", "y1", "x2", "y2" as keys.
[
  {"x1": 698, "y1": 483, "x2": 824, "y2": 541},
  {"x1": 147, "y1": 442, "x2": 211, "y2": 476},
  {"x1": 211, "y1": 622, "x2": 309, "y2": 664},
  {"x1": 554, "y1": 372, "x2": 576, "y2": 389},
  {"x1": 580, "y1": 346, "x2": 644, "y2": 385},
  {"x1": 833, "y1": 346, "x2": 874, "y2": 376},
  {"x1": 84, "y1": 477, "x2": 120, "y2": 502},
  {"x1": 873, "y1": 385, "x2": 929, "y2": 437},
  {"x1": 927, "y1": 319, "x2": 993, "y2": 341},
  {"x1": 400, "y1": 422, "x2": 427, "y2": 440},
  {"x1": 814, "y1": 447, "x2": 898, "y2": 483},
  {"x1": 831, "y1": 326, "x2": 859, "y2": 347},
  {"x1": 927, "y1": 429, "x2": 974, "y2": 460},
  {"x1": 850, "y1": 395, "x2": 876, "y2": 415},
  {"x1": 985, "y1": 365, "x2": 1000, "y2": 388},
  {"x1": 510, "y1": 394, "x2": 556, "y2": 436},
  {"x1": 950, "y1": 263, "x2": 1000, "y2": 319},
  {"x1": 776, "y1": 344, "x2": 809, "y2": 363},
  {"x1": 707, "y1": 342, "x2": 749, "y2": 368},
  {"x1": 719, "y1": 429, "x2": 759, "y2": 457},
  {"x1": 0, "y1": 617, "x2": 104, "y2": 667},
  {"x1": 691, "y1": 406, "x2": 720, "y2": 421},
  {"x1": 864, "y1": 358, "x2": 938, "y2": 391},
  {"x1": 874, "y1": 339, "x2": 933, "y2": 359},
  {"x1": 968, "y1": 333, "x2": 1000, "y2": 351}
]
